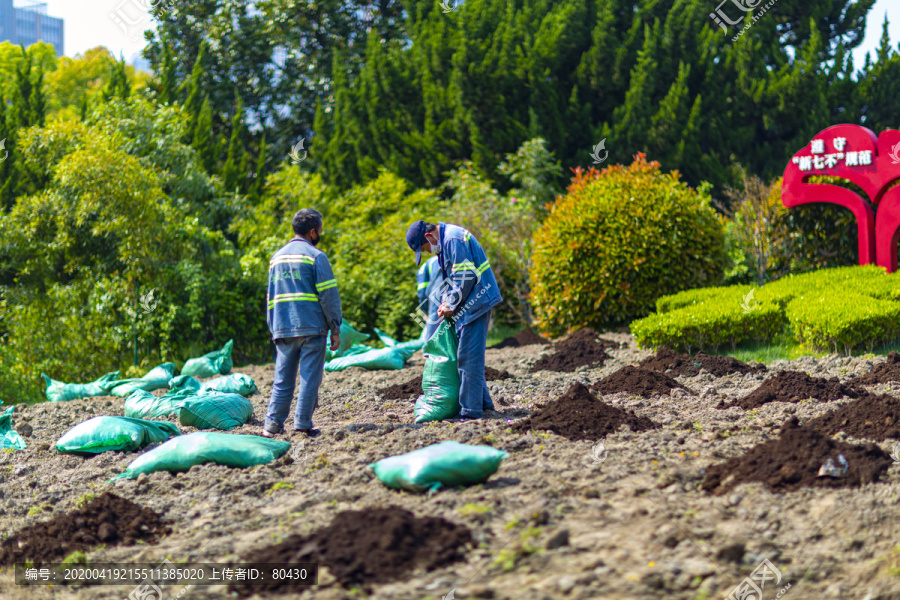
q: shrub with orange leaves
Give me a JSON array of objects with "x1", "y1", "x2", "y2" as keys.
[{"x1": 530, "y1": 154, "x2": 727, "y2": 336}]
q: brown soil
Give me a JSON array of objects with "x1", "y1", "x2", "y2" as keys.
[
  {"x1": 510, "y1": 382, "x2": 659, "y2": 441},
  {"x1": 491, "y1": 329, "x2": 552, "y2": 349},
  {"x1": 485, "y1": 366, "x2": 512, "y2": 381},
  {"x1": 377, "y1": 367, "x2": 512, "y2": 400},
  {"x1": 722, "y1": 370, "x2": 860, "y2": 410},
  {"x1": 857, "y1": 351, "x2": 900, "y2": 384},
  {"x1": 0, "y1": 492, "x2": 169, "y2": 566},
  {"x1": 530, "y1": 328, "x2": 613, "y2": 373},
  {"x1": 807, "y1": 392, "x2": 900, "y2": 440},
  {"x1": 229, "y1": 507, "x2": 472, "y2": 594},
  {"x1": 592, "y1": 365, "x2": 689, "y2": 398},
  {"x1": 639, "y1": 348, "x2": 766, "y2": 377},
  {"x1": 701, "y1": 417, "x2": 892, "y2": 495}
]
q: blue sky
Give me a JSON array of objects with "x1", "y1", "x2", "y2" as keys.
[{"x1": 37, "y1": 0, "x2": 900, "y2": 69}]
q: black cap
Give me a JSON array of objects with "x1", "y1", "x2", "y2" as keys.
[{"x1": 406, "y1": 220, "x2": 427, "y2": 266}]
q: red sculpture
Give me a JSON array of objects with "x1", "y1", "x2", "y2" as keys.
[{"x1": 782, "y1": 124, "x2": 900, "y2": 273}]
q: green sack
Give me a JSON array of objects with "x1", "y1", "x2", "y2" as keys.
[
  {"x1": 0, "y1": 406, "x2": 26, "y2": 450},
  {"x1": 324, "y1": 347, "x2": 410, "y2": 372},
  {"x1": 123, "y1": 389, "x2": 186, "y2": 419},
  {"x1": 414, "y1": 321, "x2": 460, "y2": 423},
  {"x1": 326, "y1": 319, "x2": 370, "y2": 361},
  {"x1": 375, "y1": 327, "x2": 427, "y2": 355},
  {"x1": 181, "y1": 340, "x2": 234, "y2": 378},
  {"x1": 56, "y1": 416, "x2": 180, "y2": 454},
  {"x1": 111, "y1": 432, "x2": 291, "y2": 480},
  {"x1": 168, "y1": 375, "x2": 203, "y2": 393},
  {"x1": 109, "y1": 363, "x2": 177, "y2": 397},
  {"x1": 178, "y1": 393, "x2": 254, "y2": 431},
  {"x1": 42, "y1": 371, "x2": 121, "y2": 402},
  {"x1": 198, "y1": 373, "x2": 258, "y2": 396},
  {"x1": 370, "y1": 441, "x2": 508, "y2": 493}
]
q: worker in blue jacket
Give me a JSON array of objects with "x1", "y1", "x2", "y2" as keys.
[
  {"x1": 416, "y1": 255, "x2": 444, "y2": 339},
  {"x1": 262, "y1": 208, "x2": 341, "y2": 439},
  {"x1": 406, "y1": 220, "x2": 503, "y2": 420}
]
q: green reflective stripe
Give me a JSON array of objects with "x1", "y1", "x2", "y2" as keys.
[
  {"x1": 270, "y1": 254, "x2": 315, "y2": 267},
  {"x1": 464, "y1": 231, "x2": 471, "y2": 242},
  {"x1": 476, "y1": 260, "x2": 490, "y2": 274},
  {"x1": 316, "y1": 279, "x2": 337, "y2": 292},
  {"x1": 418, "y1": 263, "x2": 428, "y2": 275},
  {"x1": 417, "y1": 282, "x2": 429, "y2": 290},
  {"x1": 452, "y1": 261, "x2": 477, "y2": 272}
]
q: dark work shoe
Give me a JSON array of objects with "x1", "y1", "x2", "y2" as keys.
[{"x1": 294, "y1": 428, "x2": 321, "y2": 438}]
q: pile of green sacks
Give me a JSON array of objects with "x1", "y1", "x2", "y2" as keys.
[
  {"x1": 324, "y1": 320, "x2": 427, "y2": 372},
  {"x1": 41, "y1": 340, "x2": 235, "y2": 402},
  {"x1": 124, "y1": 389, "x2": 253, "y2": 431},
  {"x1": 370, "y1": 441, "x2": 508, "y2": 493}
]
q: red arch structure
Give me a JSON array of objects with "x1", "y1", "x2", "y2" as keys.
[{"x1": 782, "y1": 124, "x2": 900, "y2": 273}]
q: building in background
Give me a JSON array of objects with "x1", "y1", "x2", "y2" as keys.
[{"x1": 0, "y1": 0, "x2": 64, "y2": 56}]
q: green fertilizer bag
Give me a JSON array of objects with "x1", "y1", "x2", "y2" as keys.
[
  {"x1": 109, "y1": 363, "x2": 176, "y2": 397},
  {"x1": 375, "y1": 327, "x2": 427, "y2": 354},
  {"x1": 198, "y1": 373, "x2": 258, "y2": 396},
  {"x1": 414, "y1": 321, "x2": 460, "y2": 423},
  {"x1": 0, "y1": 406, "x2": 26, "y2": 450},
  {"x1": 326, "y1": 319, "x2": 370, "y2": 360},
  {"x1": 181, "y1": 340, "x2": 234, "y2": 378},
  {"x1": 111, "y1": 432, "x2": 291, "y2": 480},
  {"x1": 42, "y1": 371, "x2": 121, "y2": 402},
  {"x1": 167, "y1": 375, "x2": 203, "y2": 393},
  {"x1": 56, "y1": 416, "x2": 180, "y2": 454},
  {"x1": 370, "y1": 441, "x2": 508, "y2": 493},
  {"x1": 123, "y1": 389, "x2": 186, "y2": 419},
  {"x1": 324, "y1": 347, "x2": 410, "y2": 372},
  {"x1": 177, "y1": 392, "x2": 254, "y2": 431}
]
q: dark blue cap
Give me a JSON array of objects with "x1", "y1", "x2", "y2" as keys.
[{"x1": 406, "y1": 220, "x2": 427, "y2": 266}]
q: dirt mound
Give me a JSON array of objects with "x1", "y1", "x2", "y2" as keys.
[
  {"x1": 856, "y1": 352, "x2": 900, "y2": 384},
  {"x1": 701, "y1": 417, "x2": 892, "y2": 494},
  {"x1": 530, "y1": 328, "x2": 612, "y2": 372},
  {"x1": 229, "y1": 507, "x2": 472, "y2": 593},
  {"x1": 485, "y1": 366, "x2": 512, "y2": 381},
  {"x1": 807, "y1": 392, "x2": 900, "y2": 440},
  {"x1": 722, "y1": 370, "x2": 860, "y2": 410},
  {"x1": 0, "y1": 492, "x2": 169, "y2": 566},
  {"x1": 492, "y1": 329, "x2": 552, "y2": 349},
  {"x1": 592, "y1": 365, "x2": 689, "y2": 398},
  {"x1": 378, "y1": 367, "x2": 512, "y2": 400},
  {"x1": 378, "y1": 376, "x2": 422, "y2": 400},
  {"x1": 510, "y1": 382, "x2": 658, "y2": 441},
  {"x1": 639, "y1": 348, "x2": 766, "y2": 377}
]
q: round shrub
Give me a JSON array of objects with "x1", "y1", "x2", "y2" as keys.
[{"x1": 530, "y1": 154, "x2": 727, "y2": 336}]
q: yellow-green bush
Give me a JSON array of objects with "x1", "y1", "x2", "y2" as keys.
[
  {"x1": 633, "y1": 265, "x2": 900, "y2": 354},
  {"x1": 530, "y1": 154, "x2": 727, "y2": 336}
]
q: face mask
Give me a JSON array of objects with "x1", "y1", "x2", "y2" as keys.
[{"x1": 425, "y1": 235, "x2": 439, "y2": 253}]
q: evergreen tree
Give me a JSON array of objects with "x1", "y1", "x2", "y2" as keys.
[
  {"x1": 221, "y1": 92, "x2": 248, "y2": 192},
  {"x1": 249, "y1": 132, "x2": 267, "y2": 202},
  {"x1": 192, "y1": 97, "x2": 216, "y2": 173}
]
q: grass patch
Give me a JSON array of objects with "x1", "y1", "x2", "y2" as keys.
[
  {"x1": 266, "y1": 482, "x2": 295, "y2": 496},
  {"x1": 487, "y1": 324, "x2": 520, "y2": 347},
  {"x1": 74, "y1": 493, "x2": 95, "y2": 509},
  {"x1": 458, "y1": 503, "x2": 492, "y2": 517}
]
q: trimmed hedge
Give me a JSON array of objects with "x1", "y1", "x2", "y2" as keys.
[{"x1": 633, "y1": 266, "x2": 900, "y2": 354}]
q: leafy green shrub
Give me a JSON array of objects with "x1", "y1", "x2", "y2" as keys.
[
  {"x1": 633, "y1": 265, "x2": 900, "y2": 355},
  {"x1": 786, "y1": 291, "x2": 900, "y2": 354},
  {"x1": 530, "y1": 154, "x2": 727, "y2": 336}
]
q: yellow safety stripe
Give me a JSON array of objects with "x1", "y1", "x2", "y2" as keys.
[
  {"x1": 270, "y1": 254, "x2": 315, "y2": 267},
  {"x1": 316, "y1": 279, "x2": 337, "y2": 292},
  {"x1": 464, "y1": 230, "x2": 471, "y2": 242},
  {"x1": 267, "y1": 293, "x2": 318, "y2": 308},
  {"x1": 418, "y1": 263, "x2": 428, "y2": 275},
  {"x1": 451, "y1": 260, "x2": 477, "y2": 273},
  {"x1": 476, "y1": 260, "x2": 490, "y2": 274},
  {"x1": 417, "y1": 282, "x2": 429, "y2": 290}
]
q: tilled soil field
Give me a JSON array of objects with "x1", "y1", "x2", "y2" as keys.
[{"x1": 3, "y1": 332, "x2": 900, "y2": 599}]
